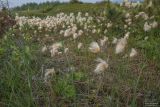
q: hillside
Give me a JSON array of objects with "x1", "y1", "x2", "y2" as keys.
[
  {"x1": 1, "y1": 1, "x2": 160, "y2": 107},
  {"x1": 13, "y1": 3, "x2": 111, "y2": 17}
]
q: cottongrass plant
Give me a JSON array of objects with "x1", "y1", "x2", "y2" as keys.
[
  {"x1": 64, "y1": 48, "x2": 69, "y2": 54},
  {"x1": 50, "y1": 42, "x2": 62, "y2": 57},
  {"x1": 100, "y1": 36, "x2": 108, "y2": 47},
  {"x1": 78, "y1": 42, "x2": 83, "y2": 49},
  {"x1": 89, "y1": 42, "x2": 100, "y2": 53},
  {"x1": 41, "y1": 45, "x2": 47, "y2": 53},
  {"x1": 144, "y1": 22, "x2": 152, "y2": 32},
  {"x1": 151, "y1": 21, "x2": 158, "y2": 28},
  {"x1": 94, "y1": 58, "x2": 109, "y2": 74},
  {"x1": 44, "y1": 68, "x2": 56, "y2": 82},
  {"x1": 130, "y1": 48, "x2": 138, "y2": 58},
  {"x1": 112, "y1": 37, "x2": 118, "y2": 44},
  {"x1": 115, "y1": 32, "x2": 130, "y2": 54}
]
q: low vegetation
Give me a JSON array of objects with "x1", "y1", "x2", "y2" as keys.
[
  {"x1": 0, "y1": 8, "x2": 15, "y2": 37},
  {"x1": 0, "y1": 0, "x2": 160, "y2": 107}
]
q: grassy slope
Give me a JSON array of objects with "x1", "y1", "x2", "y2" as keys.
[
  {"x1": 1, "y1": 2, "x2": 160, "y2": 107},
  {"x1": 13, "y1": 3, "x2": 110, "y2": 17}
]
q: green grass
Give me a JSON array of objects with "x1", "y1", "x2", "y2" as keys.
[{"x1": 13, "y1": 3, "x2": 118, "y2": 17}]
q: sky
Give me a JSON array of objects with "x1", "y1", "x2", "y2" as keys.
[{"x1": 8, "y1": 0, "x2": 123, "y2": 7}]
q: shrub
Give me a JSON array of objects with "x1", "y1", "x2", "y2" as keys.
[
  {"x1": 0, "y1": 8, "x2": 15, "y2": 38},
  {"x1": 70, "y1": 0, "x2": 82, "y2": 4}
]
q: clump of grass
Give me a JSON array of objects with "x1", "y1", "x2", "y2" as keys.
[{"x1": 54, "y1": 73, "x2": 77, "y2": 100}]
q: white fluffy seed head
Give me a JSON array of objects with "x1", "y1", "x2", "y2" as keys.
[
  {"x1": 44, "y1": 68, "x2": 55, "y2": 82},
  {"x1": 124, "y1": 25, "x2": 128, "y2": 29},
  {"x1": 100, "y1": 36, "x2": 108, "y2": 46},
  {"x1": 45, "y1": 34, "x2": 49, "y2": 37},
  {"x1": 78, "y1": 30, "x2": 83, "y2": 36},
  {"x1": 144, "y1": 36, "x2": 149, "y2": 40},
  {"x1": 94, "y1": 58, "x2": 109, "y2": 74},
  {"x1": 112, "y1": 37, "x2": 118, "y2": 44},
  {"x1": 78, "y1": 43, "x2": 83, "y2": 49},
  {"x1": 104, "y1": 29, "x2": 108, "y2": 34},
  {"x1": 92, "y1": 29, "x2": 96, "y2": 34},
  {"x1": 41, "y1": 46, "x2": 47, "y2": 53},
  {"x1": 85, "y1": 12, "x2": 89, "y2": 17},
  {"x1": 107, "y1": 22, "x2": 112, "y2": 28},
  {"x1": 60, "y1": 30, "x2": 64, "y2": 35},
  {"x1": 50, "y1": 42, "x2": 62, "y2": 57},
  {"x1": 72, "y1": 26, "x2": 77, "y2": 33},
  {"x1": 144, "y1": 22, "x2": 151, "y2": 32},
  {"x1": 124, "y1": 32, "x2": 130, "y2": 39},
  {"x1": 147, "y1": 0, "x2": 153, "y2": 8},
  {"x1": 125, "y1": 13, "x2": 130, "y2": 19},
  {"x1": 130, "y1": 48, "x2": 137, "y2": 58},
  {"x1": 151, "y1": 21, "x2": 158, "y2": 28},
  {"x1": 73, "y1": 33, "x2": 78, "y2": 39},
  {"x1": 89, "y1": 42, "x2": 100, "y2": 53},
  {"x1": 45, "y1": 68, "x2": 55, "y2": 77},
  {"x1": 115, "y1": 38, "x2": 127, "y2": 54},
  {"x1": 64, "y1": 29, "x2": 71, "y2": 37},
  {"x1": 64, "y1": 48, "x2": 69, "y2": 53}
]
